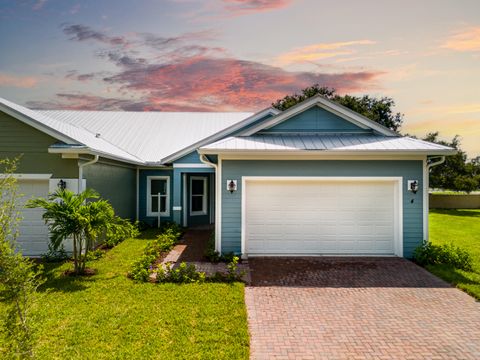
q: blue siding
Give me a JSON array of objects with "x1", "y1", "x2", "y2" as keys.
[
  {"x1": 221, "y1": 160, "x2": 424, "y2": 258},
  {"x1": 231, "y1": 113, "x2": 275, "y2": 135},
  {"x1": 263, "y1": 107, "x2": 370, "y2": 134},
  {"x1": 174, "y1": 151, "x2": 203, "y2": 164},
  {"x1": 139, "y1": 169, "x2": 174, "y2": 225}
]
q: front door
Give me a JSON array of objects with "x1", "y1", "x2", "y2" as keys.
[{"x1": 187, "y1": 175, "x2": 209, "y2": 227}]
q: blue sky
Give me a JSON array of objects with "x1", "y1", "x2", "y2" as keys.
[{"x1": 0, "y1": 0, "x2": 479, "y2": 156}]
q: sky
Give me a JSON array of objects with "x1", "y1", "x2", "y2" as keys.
[{"x1": 0, "y1": 0, "x2": 479, "y2": 157}]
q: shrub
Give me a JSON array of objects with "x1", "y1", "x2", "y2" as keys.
[
  {"x1": 413, "y1": 241, "x2": 473, "y2": 271},
  {"x1": 104, "y1": 218, "x2": 140, "y2": 248},
  {"x1": 204, "y1": 231, "x2": 238, "y2": 263},
  {"x1": 156, "y1": 257, "x2": 245, "y2": 284},
  {"x1": 128, "y1": 226, "x2": 182, "y2": 282},
  {"x1": 85, "y1": 248, "x2": 105, "y2": 261},
  {"x1": 42, "y1": 243, "x2": 70, "y2": 263},
  {"x1": 157, "y1": 262, "x2": 206, "y2": 284}
]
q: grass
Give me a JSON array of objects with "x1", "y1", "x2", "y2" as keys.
[
  {"x1": 428, "y1": 209, "x2": 480, "y2": 299},
  {"x1": 0, "y1": 229, "x2": 249, "y2": 359}
]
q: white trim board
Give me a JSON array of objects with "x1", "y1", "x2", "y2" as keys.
[
  {"x1": 1, "y1": 173, "x2": 52, "y2": 180},
  {"x1": 189, "y1": 175, "x2": 208, "y2": 216},
  {"x1": 173, "y1": 163, "x2": 213, "y2": 168},
  {"x1": 146, "y1": 176, "x2": 171, "y2": 217},
  {"x1": 241, "y1": 176, "x2": 403, "y2": 258}
]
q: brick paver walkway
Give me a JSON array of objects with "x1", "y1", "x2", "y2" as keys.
[{"x1": 246, "y1": 257, "x2": 480, "y2": 359}]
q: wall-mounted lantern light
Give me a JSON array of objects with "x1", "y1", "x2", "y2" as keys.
[
  {"x1": 227, "y1": 180, "x2": 237, "y2": 193},
  {"x1": 408, "y1": 180, "x2": 418, "y2": 194},
  {"x1": 57, "y1": 179, "x2": 67, "y2": 190}
]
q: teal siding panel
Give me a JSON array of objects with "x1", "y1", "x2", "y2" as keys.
[
  {"x1": 83, "y1": 162, "x2": 136, "y2": 219},
  {"x1": 174, "y1": 151, "x2": 203, "y2": 164},
  {"x1": 221, "y1": 160, "x2": 424, "y2": 258},
  {"x1": 263, "y1": 107, "x2": 369, "y2": 133},
  {"x1": 231, "y1": 113, "x2": 275, "y2": 135}
]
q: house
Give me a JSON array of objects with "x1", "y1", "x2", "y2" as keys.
[{"x1": 0, "y1": 96, "x2": 455, "y2": 257}]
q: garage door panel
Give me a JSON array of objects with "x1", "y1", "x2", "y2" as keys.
[
  {"x1": 245, "y1": 179, "x2": 397, "y2": 255},
  {"x1": 16, "y1": 180, "x2": 50, "y2": 256}
]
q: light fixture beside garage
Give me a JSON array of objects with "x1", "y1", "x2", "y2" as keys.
[
  {"x1": 408, "y1": 180, "x2": 418, "y2": 194},
  {"x1": 227, "y1": 180, "x2": 237, "y2": 193},
  {"x1": 57, "y1": 179, "x2": 67, "y2": 190}
]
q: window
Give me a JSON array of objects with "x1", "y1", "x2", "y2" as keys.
[
  {"x1": 147, "y1": 176, "x2": 170, "y2": 216},
  {"x1": 190, "y1": 176, "x2": 207, "y2": 216}
]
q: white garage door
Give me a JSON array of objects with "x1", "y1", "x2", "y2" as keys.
[
  {"x1": 244, "y1": 178, "x2": 401, "y2": 256},
  {"x1": 16, "y1": 180, "x2": 50, "y2": 256}
]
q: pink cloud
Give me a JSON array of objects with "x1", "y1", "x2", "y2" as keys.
[
  {"x1": 0, "y1": 73, "x2": 39, "y2": 88},
  {"x1": 441, "y1": 26, "x2": 480, "y2": 52},
  {"x1": 28, "y1": 23, "x2": 383, "y2": 111},
  {"x1": 223, "y1": 0, "x2": 292, "y2": 15}
]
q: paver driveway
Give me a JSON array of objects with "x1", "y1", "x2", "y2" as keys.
[{"x1": 245, "y1": 257, "x2": 480, "y2": 360}]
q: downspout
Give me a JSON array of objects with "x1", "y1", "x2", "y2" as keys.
[
  {"x1": 427, "y1": 156, "x2": 446, "y2": 170},
  {"x1": 199, "y1": 154, "x2": 219, "y2": 250},
  {"x1": 78, "y1": 155, "x2": 99, "y2": 193},
  {"x1": 425, "y1": 156, "x2": 445, "y2": 242},
  {"x1": 136, "y1": 167, "x2": 139, "y2": 221}
]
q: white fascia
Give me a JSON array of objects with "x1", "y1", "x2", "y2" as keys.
[{"x1": 48, "y1": 146, "x2": 145, "y2": 166}]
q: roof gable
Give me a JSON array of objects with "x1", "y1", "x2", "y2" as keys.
[
  {"x1": 240, "y1": 95, "x2": 398, "y2": 137},
  {"x1": 261, "y1": 106, "x2": 370, "y2": 134}
]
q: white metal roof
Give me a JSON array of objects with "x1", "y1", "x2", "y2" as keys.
[
  {"x1": 39, "y1": 110, "x2": 253, "y2": 163},
  {"x1": 199, "y1": 134, "x2": 456, "y2": 155},
  {"x1": 0, "y1": 98, "x2": 144, "y2": 164}
]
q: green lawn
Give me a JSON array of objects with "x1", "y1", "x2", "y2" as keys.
[
  {"x1": 428, "y1": 209, "x2": 480, "y2": 299},
  {"x1": 0, "y1": 230, "x2": 249, "y2": 359}
]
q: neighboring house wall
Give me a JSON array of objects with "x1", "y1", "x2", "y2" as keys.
[
  {"x1": 221, "y1": 160, "x2": 424, "y2": 258},
  {"x1": 262, "y1": 107, "x2": 371, "y2": 134},
  {"x1": 0, "y1": 111, "x2": 78, "y2": 177},
  {"x1": 82, "y1": 159, "x2": 137, "y2": 219},
  {"x1": 429, "y1": 194, "x2": 480, "y2": 209}
]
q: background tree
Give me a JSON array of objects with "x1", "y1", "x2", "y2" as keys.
[
  {"x1": 272, "y1": 84, "x2": 404, "y2": 132},
  {"x1": 0, "y1": 158, "x2": 44, "y2": 358},
  {"x1": 423, "y1": 132, "x2": 480, "y2": 192}
]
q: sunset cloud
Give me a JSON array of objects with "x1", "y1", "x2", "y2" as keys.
[
  {"x1": 0, "y1": 73, "x2": 39, "y2": 88},
  {"x1": 223, "y1": 0, "x2": 292, "y2": 15},
  {"x1": 28, "y1": 24, "x2": 383, "y2": 111},
  {"x1": 441, "y1": 26, "x2": 480, "y2": 52},
  {"x1": 276, "y1": 40, "x2": 376, "y2": 65},
  {"x1": 62, "y1": 24, "x2": 129, "y2": 46},
  {"x1": 34, "y1": 56, "x2": 382, "y2": 111}
]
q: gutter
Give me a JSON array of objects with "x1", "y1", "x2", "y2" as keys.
[
  {"x1": 78, "y1": 155, "x2": 99, "y2": 193},
  {"x1": 427, "y1": 156, "x2": 446, "y2": 170}
]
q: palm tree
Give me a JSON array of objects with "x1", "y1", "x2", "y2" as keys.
[{"x1": 28, "y1": 189, "x2": 114, "y2": 275}]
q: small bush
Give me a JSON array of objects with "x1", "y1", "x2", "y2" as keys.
[
  {"x1": 104, "y1": 218, "x2": 140, "y2": 248},
  {"x1": 85, "y1": 248, "x2": 105, "y2": 261},
  {"x1": 128, "y1": 226, "x2": 182, "y2": 282},
  {"x1": 157, "y1": 262, "x2": 206, "y2": 283},
  {"x1": 413, "y1": 241, "x2": 473, "y2": 271},
  {"x1": 204, "y1": 231, "x2": 239, "y2": 263},
  {"x1": 42, "y1": 243, "x2": 70, "y2": 263}
]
